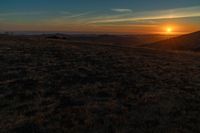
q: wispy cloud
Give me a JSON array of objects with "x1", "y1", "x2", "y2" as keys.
[
  {"x1": 111, "y1": 8, "x2": 132, "y2": 13},
  {"x1": 0, "y1": 10, "x2": 93, "y2": 25},
  {"x1": 90, "y1": 6, "x2": 200, "y2": 24},
  {"x1": 38, "y1": 11, "x2": 94, "y2": 26},
  {"x1": 63, "y1": 12, "x2": 93, "y2": 19}
]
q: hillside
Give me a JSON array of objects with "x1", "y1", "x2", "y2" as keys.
[
  {"x1": 0, "y1": 35, "x2": 200, "y2": 133},
  {"x1": 144, "y1": 31, "x2": 200, "y2": 51}
]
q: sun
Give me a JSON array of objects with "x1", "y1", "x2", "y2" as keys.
[{"x1": 165, "y1": 26, "x2": 173, "y2": 34}]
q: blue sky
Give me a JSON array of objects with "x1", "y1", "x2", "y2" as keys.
[
  {"x1": 1, "y1": 0, "x2": 199, "y2": 12},
  {"x1": 0, "y1": 0, "x2": 200, "y2": 34}
]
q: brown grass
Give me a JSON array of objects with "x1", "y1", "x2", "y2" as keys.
[{"x1": 0, "y1": 35, "x2": 200, "y2": 133}]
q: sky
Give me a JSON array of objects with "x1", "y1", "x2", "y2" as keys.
[{"x1": 0, "y1": 0, "x2": 200, "y2": 34}]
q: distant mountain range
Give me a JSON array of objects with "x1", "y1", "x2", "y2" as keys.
[
  {"x1": 0, "y1": 32, "x2": 176, "y2": 47},
  {"x1": 144, "y1": 31, "x2": 200, "y2": 52},
  {"x1": 45, "y1": 34, "x2": 175, "y2": 46}
]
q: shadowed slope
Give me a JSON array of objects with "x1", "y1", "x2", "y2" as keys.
[{"x1": 144, "y1": 31, "x2": 200, "y2": 51}]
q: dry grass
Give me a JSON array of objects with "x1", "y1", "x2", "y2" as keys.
[{"x1": 0, "y1": 35, "x2": 200, "y2": 133}]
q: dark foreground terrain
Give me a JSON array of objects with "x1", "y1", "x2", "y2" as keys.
[{"x1": 0, "y1": 35, "x2": 200, "y2": 133}]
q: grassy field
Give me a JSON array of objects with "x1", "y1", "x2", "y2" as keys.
[{"x1": 0, "y1": 35, "x2": 200, "y2": 133}]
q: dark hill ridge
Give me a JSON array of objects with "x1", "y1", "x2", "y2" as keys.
[
  {"x1": 144, "y1": 31, "x2": 200, "y2": 51},
  {"x1": 0, "y1": 33, "x2": 176, "y2": 47},
  {"x1": 45, "y1": 34, "x2": 176, "y2": 46}
]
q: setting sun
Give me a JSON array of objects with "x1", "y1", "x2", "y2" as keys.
[{"x1": 166, "y1": 27, "x2": 173, "y2": 34}]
